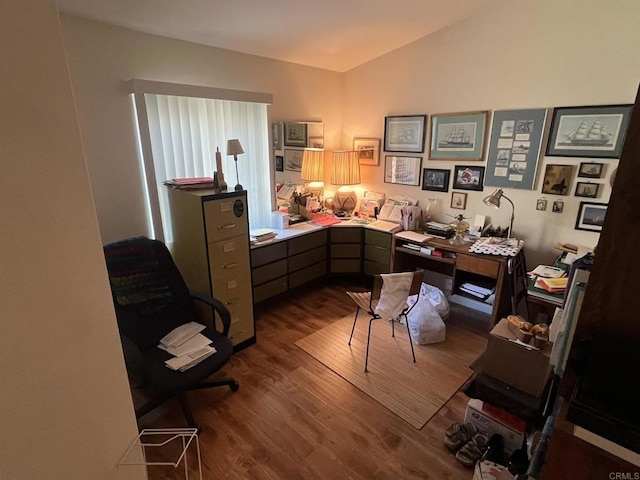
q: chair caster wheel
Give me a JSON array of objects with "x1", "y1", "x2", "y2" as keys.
[{"x1": 230, "y1": 381, "x2": 239, "y2": 392}]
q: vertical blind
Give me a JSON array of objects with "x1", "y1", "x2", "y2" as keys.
[{"x1": 141, "y1": 93, "x2": 271, "y2": 242}]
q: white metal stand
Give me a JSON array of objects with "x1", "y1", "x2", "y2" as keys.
[{"x1": 119, "y1": 428, "x2": 202, "y2": 480}]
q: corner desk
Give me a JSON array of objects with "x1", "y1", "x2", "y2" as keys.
[{"x1": 250, "y1": 221, "x2": 512, "y2": 328}]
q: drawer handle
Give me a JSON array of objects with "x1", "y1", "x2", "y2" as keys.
[
  {"x1": 218, "y1": 223, "x2": 236, "y2": 230},
  {"x1": 222, "y1": 262, "x2": 238, "y2": 269},
  {"x1": 224, "y1": 298, "x2": 240, "y2": 305}
]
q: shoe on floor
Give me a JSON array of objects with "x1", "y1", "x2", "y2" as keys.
[
  {"x1": 443, "y1": 422, "x2": 478, "y2": 453},
  {"x1": 456, "y1": 431, "x2": 490, "y2": 467}
]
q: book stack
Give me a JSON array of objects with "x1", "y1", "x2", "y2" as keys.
[
  {"x1": 460, "y1": 281, "x2": 496, "y2": 304},
  {"x1": 425, "y1": 221, "x2": 454, "y2": 239},
  {"x1": 250, "y1": 228, "x2": 278, "y2": 245},
  {"x1": 368, "y1": 219, "x2": 402, "y2": 233},
  {"x1": 158, "y1": 322, "x2": 217, "y2": 372},
  {"x1": 535, "y1": 276, "x2": 568, "y2": 293}
]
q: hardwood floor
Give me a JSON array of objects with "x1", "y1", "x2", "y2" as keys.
[{"x1": 139, "y1": 277, "x2": 490, "y2": 479}]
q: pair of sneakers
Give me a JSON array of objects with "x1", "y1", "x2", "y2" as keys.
[{"x1": 443, "y1": 423, "x2": 490, "y2": 467}]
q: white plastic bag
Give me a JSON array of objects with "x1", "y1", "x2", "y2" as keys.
[
  {"x1": 406, "y1": 293, "x2": 446, "y2": 345},
  {"x1": 421, "y1": 283, "x2": 450, "y2": 320}
]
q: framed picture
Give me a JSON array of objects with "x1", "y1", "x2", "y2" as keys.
[
  {"x1": 541, "y1": 164, "x2": 574, "y2": 195},
  {"x1": 384, "y1": 155, "x2": 422, "y2": 186},
  {"x1": 536, "y1": 198, "x2": 547, "y2": 211},
  {"x1": 275, "y1": 155, "x2": 284, "y2": 172},
  {"x1": 484, "y1": 108, "x2": 548, "y2": 190},
  {"x1": 451, "y1": 192, "x2": 467, "y2": 210},
  {"x1": 575, "y1": 201, "x2": 608, "y2": 232},
  {"x1": 421, "y1": 168, "x2": 450, "y2": 192},
  {"x1": 578, "y1": 162, "x2": 604, "y2": 178},
  {"x1": 429, "y1": 111, "x2": 489, "y2": 161},
  {"x1": 284, "y1": 149, "x2": 304, "y2": 172},
  {"x1": 546, "y1": 104, "x2": 633, "y2": 158},
  {"x1": 308, "y1": 136, "x2": 324, "y2": 149},
  {"x1": 284, "y1": 122, "x2": 307, "y2": 147},
  {"x1": 575, "y1": 182, "x2": 600, "y2": 198},
  {"x1": 353, "y1": 137, "x2": 381, "y2": 166},
  {"x1": 452, "y1": 165, "x2": 485, "y2": 191},
  {"x1": 272, "y1": 122, "x2": 283, "y2": 150},
  {"x1": 553, "y1": 200, "x2": 564, "y2": 213},
  {"x1": 383, "y1": 115, "x2": 427, "y2": 153}
]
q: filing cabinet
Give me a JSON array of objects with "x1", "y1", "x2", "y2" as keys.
[{"x1": 167, "y1": 188, "x2": 255, "y2": 350}]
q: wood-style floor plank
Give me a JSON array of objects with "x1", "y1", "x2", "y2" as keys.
[{"x1": 138, "y1": 277, "x2": 491, "y2": 479}]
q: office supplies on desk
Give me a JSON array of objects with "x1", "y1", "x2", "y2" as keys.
[{"x1": 396, "y1": 230, "x2": 432, "y2": 244}]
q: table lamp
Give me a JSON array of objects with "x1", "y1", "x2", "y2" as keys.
[
  {"x1": 301, "y1": 148, "x2": 325, "y2": 199},
  {"x1": 226, "y1": 139, "x2": 244, "y2": 191},
  {"x1": 330, "y1": 150, "x2": 360, "y2": 216},
  {"x1": 483, "y1": 188, "x2": 515, "y2": 238}
]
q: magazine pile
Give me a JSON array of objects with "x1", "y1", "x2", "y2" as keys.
[{"x1": 158, "y1": 322, "x2": 216, "y2": 372}]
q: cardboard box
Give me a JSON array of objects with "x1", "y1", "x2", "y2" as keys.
[
  {"x1": 464, "y1": 399, "x2": 526, "y2": 455},
  {"x1": 481, "y1": 318, "x2": 552, "y2": 397}
]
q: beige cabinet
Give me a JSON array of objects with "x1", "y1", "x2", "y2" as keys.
[{"x1": 167, "y1": 188, "x2": 255, "y2": 350}]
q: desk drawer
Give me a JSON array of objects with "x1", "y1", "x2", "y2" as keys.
[
  {"x1": 456, "y1": 253, "x2": 499, "y2": 278},
  {"x1": 288, "y1": 230, "x2": 327, "y2": 256},
  {"x1": 331, "y1": 259, "x2": 361, "y2": 273},
  {"x1": 364, "y1": 259, "x2": 390, "y2": 276},
  {"x1": 253, "y1": 276, "x2": 288, "y2": 303},
  {"x1": 364, "y1": 244, "x2": 391, "y2": 265},
  {"x1": 330, "y1": 227, "x2": 361, "y2": 243},
  {"x1": 251, "y1": 241, "x2": 287, "y2": 268},
  {"x1": 365, "y1": 229, "x2": 392, "y2": 248},
  {"x1": 289, "y1": 261, "x2": 327, "y2": 288},
  {"x1": 289, "y1": 245, "x2": 327, "y2": 272},
  {"x1": 252, "y1": 259, "x2": 287, "y2": 286},
  {"x1": 331, "y1": 244, "x2": 361, "y2": 258}
]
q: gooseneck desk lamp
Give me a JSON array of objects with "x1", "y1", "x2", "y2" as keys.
[
  {"x1": 483, "y1": 188, "x2": 515, "y2": 238},
  {"x1": 226, "y1": 139, "x2": 244, "y2": 191}
]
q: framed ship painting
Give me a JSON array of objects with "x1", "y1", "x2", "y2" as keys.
[
  {"x1": 546, "y1": 104, "x2": 633, "y2": 159},
  {"x1": 429, "y1": 111, "x2": 489, "y2": 161},
  {"x1": 484, "y1": 108, "x2": 548, "y2": 190}
]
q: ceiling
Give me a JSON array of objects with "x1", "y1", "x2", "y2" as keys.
[{"x1": 55, "y1": 0, "x2": 504, "y2": 72}]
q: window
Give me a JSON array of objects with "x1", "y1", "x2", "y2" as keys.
[{"x1": 130, "y1": 80, "x2": 273, "y2": 242}]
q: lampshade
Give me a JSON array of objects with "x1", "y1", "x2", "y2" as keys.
[
  {"x1": 483, "y1": 188, "x2": 515, "y2": 238},
  {"x1": 301, "y1": 148, "x2": 325, "y2": 182},
  {"x1": 226, "y1": 139, "x2": 244, "y2": 156},
  {"x1": 330, "y1": 150, "x2": 360, "y2": 185},
  {"x1": 483, "y1": 189, "x2": 504, "y2": 209}
]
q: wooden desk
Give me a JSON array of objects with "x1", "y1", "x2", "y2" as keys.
[{"x1": 393, "y1": 237, "x2": 511, "y2": 328}]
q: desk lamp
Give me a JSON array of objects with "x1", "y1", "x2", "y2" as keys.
[
  {"x1": 483, "y1": 188, "x2": 515, "y2": 238},
  {"x1": 226, "y1": 139, "x2": 244, "y2": 191},
  {"x1": 330, "y1": 150, "x2": 360, "y2": 216},
  {"x1": 301, "y1": 148, "x2": 325, "y2": 199}
]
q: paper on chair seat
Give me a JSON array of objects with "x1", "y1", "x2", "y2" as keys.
[
  {"x1": 165, "y1": 345, "x2": 217, "y2": 372},
  {"x1": 158, "y1": 333, "x2": 212, "y2": 357},
  {"x1": 159, "y1": 322, "x2": 205, "y2": 348}
]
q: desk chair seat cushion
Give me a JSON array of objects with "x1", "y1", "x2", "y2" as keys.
[{"x1": 139, "y1": 326, "x2": 233, "y2": 396}]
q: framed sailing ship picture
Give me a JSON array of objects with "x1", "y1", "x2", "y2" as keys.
[
  {"x1": 429, "y1": 111, "x2": 489, "y2": 161},
  {"x1": 546, "y1": 104, "x2": 633, "y2": 159},
  {"x1": 383, "y1": 115, "x2": 427, "y2": 153},
  {"x1": 384, "y1": 155, "x2": 422, "y2": 185}
]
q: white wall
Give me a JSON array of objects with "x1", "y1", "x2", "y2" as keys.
[
  {"x1": 0, "y1": 2, "x2": 144, "y2": 479},
  {"x1": 60, "y1": 15, "x2": 343, "y2": 244},
  {"x1": 343, "y1": 0, "x2": 640, "y2": 266}
]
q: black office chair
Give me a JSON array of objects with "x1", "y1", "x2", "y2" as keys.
[{"x1": 103, "y1": 236, "x2": 238, "y2": 429}]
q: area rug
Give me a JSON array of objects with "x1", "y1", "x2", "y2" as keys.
[{"x1": 295, "y1": 314, "x2": 486, "y2": 429}]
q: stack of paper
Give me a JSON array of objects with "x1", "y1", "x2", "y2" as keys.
[
  {"x1": 460, "y1": 282, "x2": 496, "y2": 302},
  {"x1": 250, "y1": 228, "x2": 277, "y2": 244},
  {"x1": 367, "y1": 219, "x2": 402, "y2": 233},
  {"x1": 158, "y1": 322, "x2": 217, "y2": 372}
]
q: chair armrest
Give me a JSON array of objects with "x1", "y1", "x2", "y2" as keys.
[
  {"x1": 190, "y1": 292, "x2": 232, "y2": 337},
  {"x1": 120, "y1": 334, "x2": 146, "y2": 386}
]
